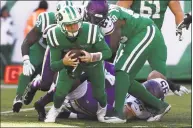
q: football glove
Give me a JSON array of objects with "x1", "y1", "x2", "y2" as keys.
[
  {"x1": 176, "y1": 27, "x2": 183, "y2": 41},
  {"x1": 176, "y1": 13, "x2": 192, "y2": 41},
  {"x1": 173, "y1": 85, "x2": 190, "y2": 96},
  {"x1": 23, "y1": 55, "x2": 35, "y2": 76}
]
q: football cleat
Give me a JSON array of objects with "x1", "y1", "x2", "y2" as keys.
[
  {"x1": 96, "y1": 103, "x2": 107, "y2": 122},
  {"x1": 44, "y1": 105, "x2": 62, "y2": 123},
  {"x1": 23, "y1": 75, "x2": 41, "y2": 105},
  {"x1": 12, "y1": 95, "x2": 23, "y2": 113},
  {"x1": 34, "y1": 101, "x2": 46, "y2": 121}
]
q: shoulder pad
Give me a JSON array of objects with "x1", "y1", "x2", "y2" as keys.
[
  {"x1": 47, "y1": 26, "x2": 60, "y2": 47},
  {"x1": 43, "y1": 24, "x2": 57, "y2": 38},
  {"x1": 100, "y1": 17, "x2": 114, "y2": 35}
]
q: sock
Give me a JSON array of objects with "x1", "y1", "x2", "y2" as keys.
[
  {"x1": 38, "y1": 91, "x2": 54, "y2": 107},
  {"x1": 16, "y1": 74, "x2": 31, "y2": 96},
  {"x1": 128, "y1": 80, "x2": 168, "y2": 110},
  {"x1": 54, "y1": 95, "x2": 65, "y2": 108},
  {"x1": 115, "y1": 71, "x2": 131, "y2": 115}
]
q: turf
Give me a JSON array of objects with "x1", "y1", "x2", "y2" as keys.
[{"x1": 0, "y1": 86, "x2": 192, "y2": 127}]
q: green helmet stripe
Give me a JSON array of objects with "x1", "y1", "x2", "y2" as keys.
[
  {"x1": 66, "y1": 0, "x2": 73, "y2": 6},
  {"x1": 69, "y1": 6, "x2": 77, "y2": 19},
  {"x1": 65, "y1": 7, "x2": 73, "y2": 20}
]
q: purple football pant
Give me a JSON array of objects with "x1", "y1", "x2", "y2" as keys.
[{"x1": 33, "y1": 47, "x2": 56, "y2": 91}]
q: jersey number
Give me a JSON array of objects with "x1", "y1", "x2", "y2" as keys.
[
  {"x1": 160, "y1": 81, "x2": 169, "y2": 95},
  {"x1": 140, "y1": 0, "x2": 160, "y2": 19}
]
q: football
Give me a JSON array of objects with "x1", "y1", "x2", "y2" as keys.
[{"x1": 69, "y1": 49, "x2": 84, "y2": 59}]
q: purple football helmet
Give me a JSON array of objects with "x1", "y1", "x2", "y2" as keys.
[
  {"x1": 143, "y1": 80, "x2": 164, "y2": 100},
  {"x1": 85, "y1": 0, "x2": 108, "y2": 25}
]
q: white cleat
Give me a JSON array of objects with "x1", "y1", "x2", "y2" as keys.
[
  {"x1": 12, "y1": 95, "x2": 23, "y2": 113},
  {"x1": 44, "y1": 105, "x2": 62, "y2": 123},
  {"x1": 147, "y1": 105, "x2": 171, "y2": 122},
  {"x1": 96, "y1": 103, "x2": 107, "y2": 122}
]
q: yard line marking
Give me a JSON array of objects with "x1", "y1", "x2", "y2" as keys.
[{"x1": 1, "y1": 106, "x2": 51, "y2": 115}]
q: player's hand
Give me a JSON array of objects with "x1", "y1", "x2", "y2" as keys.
[
  {"x1": 177, "y1": 13, "x2": 192, "y2": 30},
  {"x1": 23, "y1": 59, "x2": 35, "y2": 76},
  {"x1": 79, "y1": 50, "x2": 102, "y2": 63},
  {"x1": 173, "y1": 86, "x2": 190, "y2": 96},
  {"x1": 79, "y1": 50, "x2": 92, "y2": 63},
  {"x1": 63, "y1": 51, "x2": 79, "y2": 67}
]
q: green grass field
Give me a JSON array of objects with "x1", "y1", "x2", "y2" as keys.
[{"x1": 0, "y1": 85, "x2": 192, "y2": 127}]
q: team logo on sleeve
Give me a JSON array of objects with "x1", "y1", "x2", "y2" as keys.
[{"x1": 36, "y1": 18, "x2": 41, "y2": 27}]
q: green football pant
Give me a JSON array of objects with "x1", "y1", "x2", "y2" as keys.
[
  {"x1": 16, "y1": 43, "x2": 45, "y2": 96},
  {"x1": 114, "y1": 25, "x2": 168, "y2": 115},
  {"x1": 54, "y1": 61, "x2": 107, "y2": 108}
]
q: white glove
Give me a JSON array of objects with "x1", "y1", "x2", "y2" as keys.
[
  {"x1": 173, "y1": 86, "x2": 190, "y2": 96},
  {"x1": 23, "y1": 55, "x2": 35, "y2": 76}
]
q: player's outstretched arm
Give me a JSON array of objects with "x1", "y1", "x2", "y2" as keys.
[
  {"x1": 21, "y1": 27, "x2": 41, "y2": 76},
  {"x1": 169, "y1": 1, "x2": 184, "y2": 41}
]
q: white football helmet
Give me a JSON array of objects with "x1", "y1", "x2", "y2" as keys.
[
  {"x1": 57, "y1": 6, "x2": 82, "y2": 38},
  {"x1": 55, "y1": 1, "x2": 74, "y2": 23}
]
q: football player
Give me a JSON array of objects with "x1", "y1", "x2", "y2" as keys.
[
  {"x1": 12, "y1": 1, "x2": 74, "y2": 113},
  {"x1": 116, "y1": 0, "x2": 187, "y2": 95},
  {"x1": 116, "y1": 0, "x2": 184, "y2": 41},
  {"x1": 85, "y1": 1, "x2": 172, "y2": 123},
  {"x1": 23, "y1": 1, "x2": 115, "y2": 106},
  {"x1": 44, "y1": 6, "x2": 112, "y2": 123}
]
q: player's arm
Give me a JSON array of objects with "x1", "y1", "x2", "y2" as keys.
[
  {"x1": 47, "y1": 29, "x2": 78, "y2": 71},
  {"x1": 116, "y1": 0, "x2": 133, "y2": 8},
  {"x1": 21, "y1": 12, "x2": 46, "y2": 58},
  {"x1": 21, "y1": 13, "x2": 46, "y2": 76},
  {"x1": 21, "y1": 27, "x2": 42, "y2": 57},
  {"x1": 168, "y1": 0, "x2": 184, "y2": 25},
  {"x1": 47, "y1": 29, "x2": 66, "y2": 72}
]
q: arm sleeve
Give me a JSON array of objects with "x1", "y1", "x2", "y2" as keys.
[
  {"x1": 47, "y1": 29, "x2": 67, "y2": 72},
  {"x1": 21, "y1": 27, "x2": 42, "y2": 56}
]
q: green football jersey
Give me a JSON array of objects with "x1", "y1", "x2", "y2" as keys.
[
  {"x1": 108, "y1": 5, "x2": 154, "y2": 41},
  {"x1": 47, "y1": 22, "x2": 112, "y2": 71},
  {"x1": 35, "y1": 12, "x2": 56, "y2": 47},
  {"x1": 130, "y1": 0, "x2": 170, "y2": 29}
]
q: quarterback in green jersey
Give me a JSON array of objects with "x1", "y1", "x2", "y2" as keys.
[
  {"x1": 116, "y1": 0, "x2": 184, "y2": 40},
  {"x1": 12, "y1": 1, "x2": 72, "y2": 113},
  {"x1": 44, "y1": 6, "x2": 112, "y2": 123}
]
